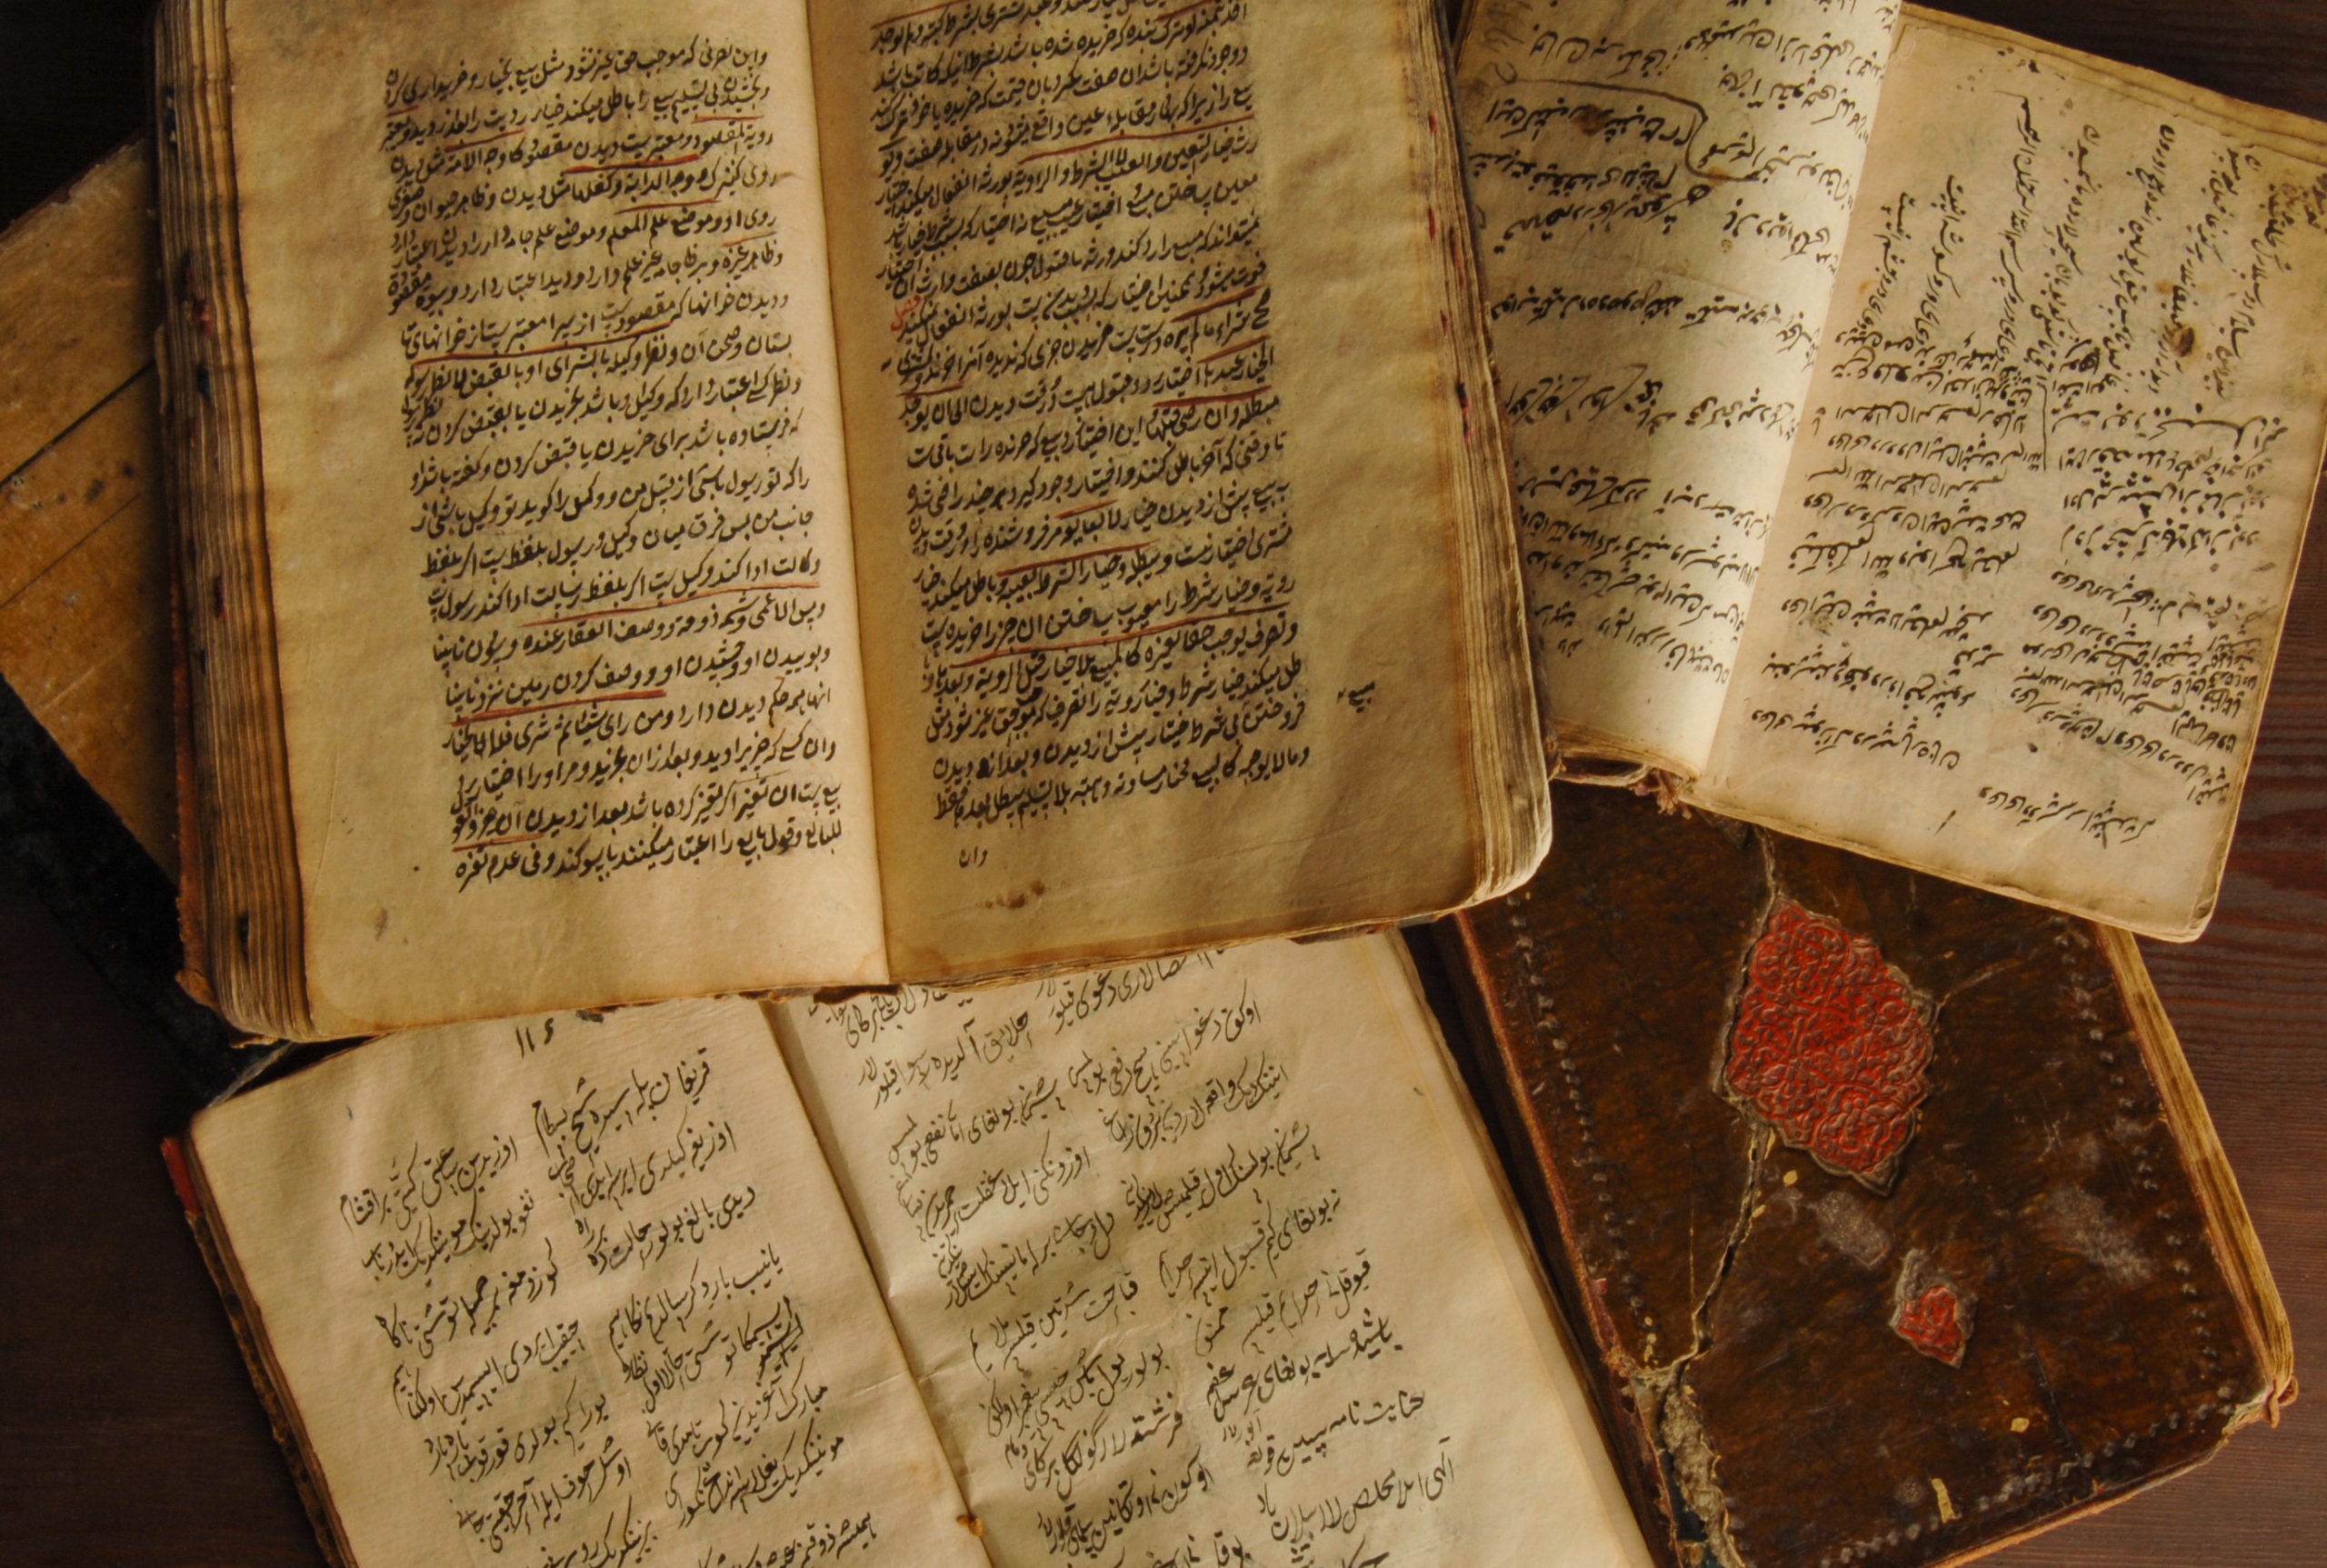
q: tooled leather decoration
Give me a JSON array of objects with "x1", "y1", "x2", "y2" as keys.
[
  {"x1": 1722, "y1": 902, "x2": 1934, "y2": 1193},
  {"x1": 1893, "y1": 1283, "x2": 1971, "y2": 1366}
]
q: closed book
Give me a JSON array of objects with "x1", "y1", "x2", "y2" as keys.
[{"x1": 1441, "y1": 784, "x2": 2292, "y2": 1568}]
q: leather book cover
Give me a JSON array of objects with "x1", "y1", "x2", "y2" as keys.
[{"x1": 1440, "y1": 784, "x2": 2293, "y2": 1568}]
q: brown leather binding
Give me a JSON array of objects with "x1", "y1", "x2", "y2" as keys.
[{"x1": 1441, "y1": 784, "x2": 2292, "y2": 1568}]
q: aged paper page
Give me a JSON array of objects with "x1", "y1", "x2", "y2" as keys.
[
  {"x1": 224, "y1": 0, "x2": 888, "y2": 1029},
  {"x1": 809, "y1": 0, "x2": 1512, "y2": 976},
  {"x1": 1460, "y1": 0, "x2": 1901, "y2": 772},
  {"x1": 774, "y1": 936, "x2": 1651, "y2": 1568},
  {"x1": 1697, "y1": 13, "x2": 2327, "y2": 937},
  {"x1": 190, "y1": 1001, "x2": 990, "y2": 1568}
]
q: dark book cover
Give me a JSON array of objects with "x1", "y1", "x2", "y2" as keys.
[{"x1": 1441, "y1": 784, "x2": 2292, "y2": 1568}]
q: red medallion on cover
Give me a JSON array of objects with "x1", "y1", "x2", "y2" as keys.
[
  {"x1": 1893, "y1": 1283, "x2": 1972, "y2": 1367},
  {"x1": 1723, "y1": 902, "x2": 1933, "y2": 1191}
]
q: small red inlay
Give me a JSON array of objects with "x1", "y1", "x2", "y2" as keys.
[
  {"x1": 1894, "y1": 1283, "x2": 1968, "y2": 1365},
  {"x1": 160, "y1": 1136, "x2": 201, "y2": 1218},
  {"x1": 1723, "y1": 902, "x2": 1933, "y2": 1188}
]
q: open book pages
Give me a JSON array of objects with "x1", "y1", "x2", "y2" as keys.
[
  {"x1": 1460, "y1": 0, "x2": 2327, "y2": 938},
  {"x1": 180, "y1": 934, "x2": 1649, "y2": 1568},
  {"x1": 152, "y1": 0, "x2": 1548, "y2": 1041}
]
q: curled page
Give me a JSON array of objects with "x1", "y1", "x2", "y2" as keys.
[
  {"x1": 1699, "y1": 13, "x2": 2327, "y2": 937},
  {"x1": 1461, "y1": 0, "x2": 1902, "y2": 771}
]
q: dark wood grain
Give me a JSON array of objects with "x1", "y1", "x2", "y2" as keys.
[
  {"x1": 0, "y1": 4, "x2": 2321, "y2": 1565},
  {"x1": 0, "y1": 855, "x2": 322, "y2": 1566}
]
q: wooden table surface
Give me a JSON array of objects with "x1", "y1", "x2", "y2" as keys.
[{"x1": 0, "y1": 3, "x2": 2320, "y2": 1564}]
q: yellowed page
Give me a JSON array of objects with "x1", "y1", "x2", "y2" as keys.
[
  {"x1": 810, "y1": 0, "x2": 1522, "y2": 976},
  {"x1": 224, "y1": 0, "x2": 887, "y2": 1031},
  {"x1": 1697, "y1": 12, "x2": 2327, "y2": 938},
  {"x1": 189, "y1": 1001, "x2": 990, "y2": 1568},
  {"x1": 1460, "y1": 0, "x2": 1901, "y2": 772},
  {"x1": 774, "y1": 935, "x2": 1652, "y2": 1568}
]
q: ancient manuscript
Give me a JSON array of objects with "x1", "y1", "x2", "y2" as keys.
[
  {"x1": 179, "y1": 934, "x2": 1652, "y2": 1568},
  {"x1": 1461, "y1": 2, "x2": 2327, "y2": 937},
  {"x1": 154, "y1": 0, "x2": 1546, "y2": 1039}
]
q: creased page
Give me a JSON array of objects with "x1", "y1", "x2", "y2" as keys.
[
  {"x1": 189, "y1": 1001, "x2": 989, "y2": 1568},
  {"x1": 225, "y1": 0, "x2": 888, "y2": 1029},
  {"x1": 810, "y1": 0, "x2": 1508, "y2": 975},
  {"x1": 774, "y1": 936, "x2": 1648, "y2": 1568},
  {"x1": 1460, "y1": 0, "x2": 1901, "y2": 772},
  {"x1": 1697, "y1": 13, "x2": 2327, "y2": 938}
]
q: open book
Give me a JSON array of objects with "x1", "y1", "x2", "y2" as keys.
[
  {"x1": 170, "y1": 934, "x2": 1650, "y2": 1568},
  {"x1": 152, "y1": 0, "x2": 1549, "y2": 1042},
  {"x1": 1459, "y1": 1, "x2": 2327, "y2": 938}
]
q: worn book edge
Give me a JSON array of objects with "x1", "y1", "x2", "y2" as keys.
[
  {"x1": 2098, "y1": 927, "x2": 2297, "y2": 1419},
  {"x1": 1401, "y1": 0, "x2": 1557, "y2": 906},
  {"x1": 153, "y1": 0, "x2": 313, "y2": 1035},
  {"x1": 160, "y1": 1134, "x2": 357, "y2": 1568},
  {"x1": 1926, "y1": 931, "x2": 2302, "y2": 1567}
]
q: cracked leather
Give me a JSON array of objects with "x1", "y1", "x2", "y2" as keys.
[{"x1": 1443, "y1": 785, "x2": 2279, "y2": 1568}]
